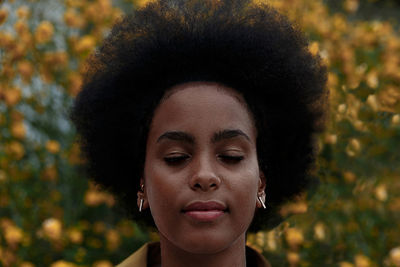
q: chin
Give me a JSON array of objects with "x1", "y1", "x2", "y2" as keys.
[{"x1": 174, "y1": 231, "x2": 243, "y2": 255}]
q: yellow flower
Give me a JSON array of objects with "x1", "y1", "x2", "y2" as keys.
[
  {"x1": 255, "y1": 231, "x2": 265, "y2": 247},
  {"x1": 389, "y1": 198, "x2": 400, "y2": 212},
  {"x1": 46, "y1": 140, "x2": 61, "y2": 154},
  {"x1": 346, "y1": 138, "x2": 361, "y2": 157},
  {"x1": 0, "y1": 169, "x2": 7, "y2": 182},
  {"x1": 265, "y1": 230, "x2": 277, "y2": 251},
  {"x1": 44, "y1": 51, "x2": 69, "y2": 70},
  {"x1": 2, "y1": 87, "x2": 22, "y2": 106},
  {"x1": 6, "y1": 141, "x2": 25, "y2": 160},
  {"x1": 333, "y1": 14, "x2": 348, "y2": 32},
  {"x1": 343, "y1": 0, "x2": 359, "y2": 13},
  {"x1": 42, "y1": 218, "x2": 62, "y2": 240},
  {"x1": 39, "y1": 65, "x2": 53, "y2": 83},
  {"x1": 134, "y1": 0, "x2": 156, "y2": 8},
  {"x1": 0, "y1": 9, "x2": 8, "y2": 25},
  {"x1": 64, "y1": 9, "x2": 85, "y2": 28},
  {"x1": 374, "y1": 184, "x2": 388, "y2": 202},
  {"x1": 339, "y1": 262, "x2": 354, "y2": 267},
  {"x1": 366, "y1": 94, "x2": 379, "y2": 112},
  {"x1": 14, "y1": 20, "x2": 29, "y2": 35},
  {"x1": 93, "y1": 260, "x2": 113, "y2": 267},
  {"x1": 392, "y1": 114, "x2": 400, "y2": 125},
  {"x1": 68, "y1": 73, "x2": 83, "y2": 96},
  {"x1": 379, "y1": 86, "x2": 400, "y2": 112},
  {"x1": 366, "y1": 70, "x2": 379, "y2": 89},
  {"x1": 354, "y1": 254, "x2": 371, "y2": 267},
  {"x1": 309, "y1": 41, "x2": 319, "y2": 56},
  {"x1": 314, "y1": 222, "x2": 326, "y2": 241},
  {"x1": 67, "y1": 141, "x2": 86, "y2": 164},
  {"x1": 16, "y1": 6, "x2": 31, "y2": 19},
  {"x1": 11, "y1": 121, "x2": 26, "y2": 139},
  {"x1": 11, "y1": 110, "x2": 25, "y2": 121},
  {"x1": 106, "y1": 229, "x2": 121, "y2": 251},
  {"x1": 390, "y1": 247, "x2": 400, "y2": 266},
  {"x1": 98, "y1": 0, "x2": 112, "y2": 16},
  {"x1": 75, "y1": 35, "x2": 96, "y2": 53},
  {"x1": 18, "y1": 60, "x2": 34, "y2": 83},
  {"x1": 20, "y1": 31, "x2": 34, "y2": 49},
  {"x1": 324, "y1": 134, "x2": 337, "y2": 145},
  {"x1": 285, "y1": 228, "x2": 304, "y2": 248},
  {"x1": 0, "y1": 32, "x2": 15, "y2": 49},
  {"x1": 40, "y1": 165, "x2": 58, "y2": 181},
  {"x1": 50, "y1": 261, "x2": 76, "y2": 267},
  {"x1": 84, "y1": 190, "x2": 105, "y2": 206},
  {"x1": 11, "y1": 43, "x2": 28, "y2": 60},
  {"x1": 328, "y1": 72, "x2": 339, "y2": 88},
  {"x1": 280, "y1": 201, "x2": 308, "y2": 217},
  {"x1": 4, "y1": 225, "x2": 23, "y2": 246},
  {"x1": 68, "y1": 228, "x2": 83, "y2": 244},
  {"x1": 287, "y1": 251, "x2": 300, "y2": 265},
  {"x1": 66, "y1": 0, "x2": 84, "y2": 8},
  {"x1": 338, "y1": 103, "x2": 347, "y2": 114},
  {"x1": 35, "y1": 21, "x2": 54, "y2": 44}
]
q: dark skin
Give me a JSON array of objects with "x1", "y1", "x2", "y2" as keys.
[{"x1": 137, "y1": 82, "x2": 266, "y2": 267}]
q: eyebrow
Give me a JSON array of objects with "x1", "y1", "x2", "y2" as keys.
[
  {"x1": 156, "y1": 129, "x2": 250, "y2": 144},
  {"x1": 157, "y1": 131, "x2": 195, "y2": 144},
  {"x1": 211, "y1": 129, "x2": 251, "y2": 143}
]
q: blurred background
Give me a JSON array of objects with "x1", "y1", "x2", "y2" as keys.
[{"x1": 0, "y1": 0, "x2": 399, "y2": 266}]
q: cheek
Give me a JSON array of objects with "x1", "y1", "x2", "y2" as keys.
[
  {"x1": 240, "y1": 167, "x2": 260, "y2": 204},
  {"x1": 144, "y1": 162, "x2": 180, "y2": 217},
  {"x1": 228, "y1": 164, "x2": 260, "y2": 206}
]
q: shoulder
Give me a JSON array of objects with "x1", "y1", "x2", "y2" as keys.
[
  {"x1": 116, "y1": 242, "x2": 154, "y2": 267},
  {"x1": 246, "y1": 245, "x2": 272, "y2": 267}
]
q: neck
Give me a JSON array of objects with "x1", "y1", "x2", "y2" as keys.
[{"x1": 159, "y1": 233, "x2": 247, "y2": 267}]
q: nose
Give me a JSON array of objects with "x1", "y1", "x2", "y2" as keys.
[{"x1": 189, "y1": 154, "x2": 221, "y2": 192}]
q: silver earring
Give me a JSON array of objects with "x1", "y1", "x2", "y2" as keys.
[
  {"x1": 139, "y1": 198, "x2": 144, "y2": 212},
  {"x1": 258, "y1": 196, "x2": 266, "y2": 209}
]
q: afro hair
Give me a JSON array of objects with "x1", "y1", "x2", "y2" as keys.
[{"x1": 69, "y1": 0, "x2": 328, "y2": 232}]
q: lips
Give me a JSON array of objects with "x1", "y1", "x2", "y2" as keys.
[{"x1": 182, "y1": 201, "x2": 227, "y2": 222}]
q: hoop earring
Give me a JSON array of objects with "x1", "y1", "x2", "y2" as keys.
[
  {"x1": 139, "y1": 198, "x2": 144, "y2": 212},
  {"x1": 258, "y1": 196, "x2": 266, "y2": 209}
]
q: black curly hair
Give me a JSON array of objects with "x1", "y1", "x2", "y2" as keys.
[{"x1": 69, "y1": 0, "x2": 328, "y2": 232}]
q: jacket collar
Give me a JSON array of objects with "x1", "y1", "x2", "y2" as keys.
[{"x1": 117, "y1": 241, "x2": 271, "y2": 267}]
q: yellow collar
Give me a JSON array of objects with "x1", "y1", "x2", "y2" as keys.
[{"x1": 117, "y1": 241, "x2": 271, "y2": 267}]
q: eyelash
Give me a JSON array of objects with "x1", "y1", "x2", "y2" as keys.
[
  {"x1": 164, "y1": 155, "x2": 190, "y2": 165},
  {"x1": 218, "y1": 155, "x2": 244, "y2": 164},
  {"x1": 163, "y1": 154, "x2": 244, "y2": 165}
]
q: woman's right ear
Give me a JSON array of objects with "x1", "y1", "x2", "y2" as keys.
[{"x1": 137, "y1": 178, "x2": 148, "y2": 212}]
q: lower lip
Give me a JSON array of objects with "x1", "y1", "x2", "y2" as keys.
[{"x1": 184, "y1": 210, "x2": 225, "y2": 221}]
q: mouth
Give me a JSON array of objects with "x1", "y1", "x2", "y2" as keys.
[{"x1": 182, "y1": 201, "x2": 228, "y2": 222}]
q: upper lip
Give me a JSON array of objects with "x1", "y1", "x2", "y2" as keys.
[{"x1": 183, "y1": 201, "x2": 227, "y2": 212}]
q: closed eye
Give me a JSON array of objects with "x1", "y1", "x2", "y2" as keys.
[
  {"x1": 218, "y1": 155, "x2": 244, "y2": 164},
  {"x1": 164, "y1": 155, "x2": 190, "y2": 165}
]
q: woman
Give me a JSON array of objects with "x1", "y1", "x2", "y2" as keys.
[{"x1": 69, "y1": 0, "x2": 328, "y2": 266}]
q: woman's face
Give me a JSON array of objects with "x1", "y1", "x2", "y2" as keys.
[{"x1": 142, "y1": 82, "x2": 265, "y2": 254}]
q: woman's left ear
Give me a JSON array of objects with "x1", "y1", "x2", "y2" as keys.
[{"x1": 256, "y1": 171, "x2": 267, "y2": 209}]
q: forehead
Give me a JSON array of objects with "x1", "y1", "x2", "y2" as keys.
[
  {"x1": 162, "y1": 81, "x2": 247, "y2": 105},
  {"x1": 148, "y1": 81, "x2": 257, "y2": 140}
]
